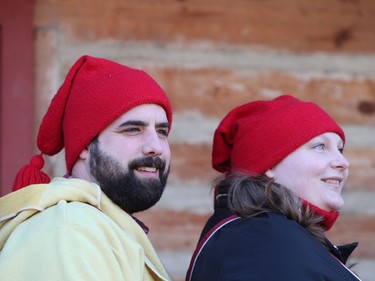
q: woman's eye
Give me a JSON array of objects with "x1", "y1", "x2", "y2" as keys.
[{"x1": 314, "y1": 143, "x2": 326, "y2": 150}]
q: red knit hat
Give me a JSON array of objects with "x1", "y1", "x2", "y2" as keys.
[
  {"x1": 212, "y1": 95, "x2": 345, "y2": 175},
  {"x1": 12, "y1": 55, "x2": 172, "y2": 191}
]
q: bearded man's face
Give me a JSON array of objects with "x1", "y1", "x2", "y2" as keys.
[
  {"x1": 89, "y1": 140, "x2": 169, "y2": 213},
  {"x1": 86, "y1": 104, "x2": 171, "y2": 214}
]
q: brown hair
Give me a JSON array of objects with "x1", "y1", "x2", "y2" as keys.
[{"x1": 215, "y1": 172, "x2": 327, "y2": 246}]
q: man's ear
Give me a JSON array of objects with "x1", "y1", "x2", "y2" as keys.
[
  {"x1": 79, "y1": 147, "x2": 90, "y2": 160},
  {"x1": 265, "y1": 168, "x2": 275, "y2": 179}
]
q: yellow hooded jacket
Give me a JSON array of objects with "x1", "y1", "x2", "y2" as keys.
[{"x1": 0, "y1": 177, "x2": 171, "y2": 281}]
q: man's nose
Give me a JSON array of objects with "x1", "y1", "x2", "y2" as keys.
[{"x1": 142, "y1": 130, "x2": 163, "y2": 156}]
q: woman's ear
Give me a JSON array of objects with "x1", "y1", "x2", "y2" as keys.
[{"x1": 265, "y1": 168, "x2": 275, "y2": 179}]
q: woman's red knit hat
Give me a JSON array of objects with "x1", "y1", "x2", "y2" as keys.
[
  {"x1": 212, "y1": 95, "x2": 345, "y2": 175},
  {"x1": 12, "y1": 55, "x2": 172, "y2": 191}
]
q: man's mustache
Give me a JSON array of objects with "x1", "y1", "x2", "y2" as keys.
[{"x1": 128, "y1": 157, "x2": 166, "y2": 170}]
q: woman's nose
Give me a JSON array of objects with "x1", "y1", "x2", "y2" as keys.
[{"x1": 331, "y1": 151, "x2": 350, "y2": 171}]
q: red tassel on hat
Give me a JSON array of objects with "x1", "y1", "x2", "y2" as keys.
[{"x1": 12, "y1": 154, "x2": 51, "y2": 191}]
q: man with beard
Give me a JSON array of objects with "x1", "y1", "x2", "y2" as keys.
[{"x1": 0, "y1": 55, "x2": 173, "y2": 281}]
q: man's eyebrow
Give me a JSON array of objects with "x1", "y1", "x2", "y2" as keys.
[
  {"x1": 156, "y1": 122, "x2": 170, "y2": 130},
  {"x1": 117, "y1": 120, "x2": 148, "y2": 128},
  {"x1": 117, "y1": 120, "x2": 170, "y2": 130}
]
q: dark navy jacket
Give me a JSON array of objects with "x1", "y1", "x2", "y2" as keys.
[{"x1": 188, "y1": 208, "x2": 360, "y2": 281}]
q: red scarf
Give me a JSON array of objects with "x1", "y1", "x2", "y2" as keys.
[{"x1": 302, "y1": 200, "x2": 339, "y2": 230}]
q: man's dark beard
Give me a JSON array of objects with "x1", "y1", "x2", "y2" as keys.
[{"x1": 88, "y1": 140, "x2": 169, "y2": 213}]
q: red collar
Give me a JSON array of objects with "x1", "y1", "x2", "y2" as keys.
[{"x1": 302, "y1": 200, "x2": 339, "y2": 230}]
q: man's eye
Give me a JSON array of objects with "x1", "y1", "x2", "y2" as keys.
[
  {"x1": 158, "y1": 129, "x2": 168, "y2": 137},
  {"x1": 123, "y1": 127, "x2": 141, "y2": 133}
]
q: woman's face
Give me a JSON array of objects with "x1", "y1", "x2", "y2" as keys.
[{"x1": 265, "y1": 132, "x2": 349, "y2": 211}]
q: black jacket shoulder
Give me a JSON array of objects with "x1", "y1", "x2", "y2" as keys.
[{"x1": 191, "y1": 212, "x2": 360, "y2": 281}]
